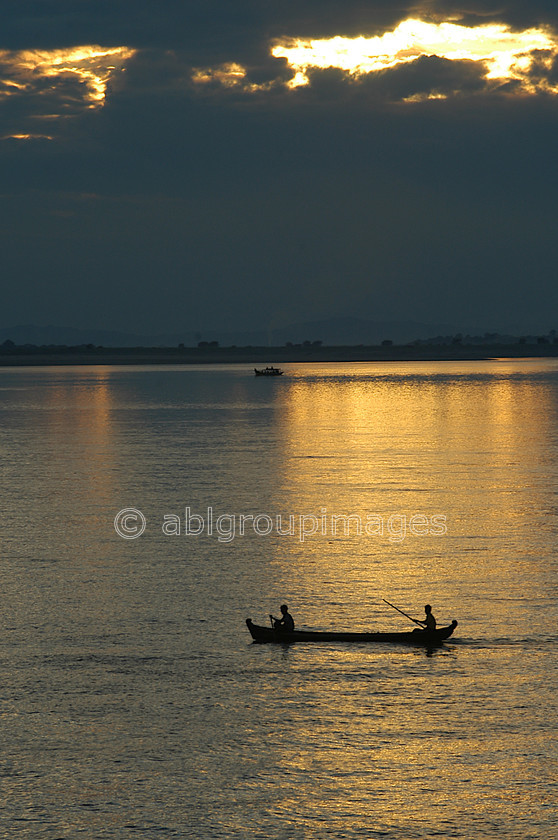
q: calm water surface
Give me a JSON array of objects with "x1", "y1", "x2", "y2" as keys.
[{"x1": 0, "y1": 360, "x2": 556, "y2": 838}]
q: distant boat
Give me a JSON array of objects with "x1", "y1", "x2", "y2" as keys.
[
  {"x1": 254, "y1": 366, "x2": 283, "y2": 376},
  {"x1": 246, "y1": 618, "x2": 458, "y2": 645}
]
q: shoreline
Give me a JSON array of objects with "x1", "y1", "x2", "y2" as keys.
[{"x1": 1, "y1": 344, "x2": 558, "y2": 366}]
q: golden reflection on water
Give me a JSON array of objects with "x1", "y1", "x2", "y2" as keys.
[
  {"x1": 42, "y1": 367, "x2": 116, "y2": 503},
  {"x1": 268, "y1": 361, "x2": 558, "y2": 627}
]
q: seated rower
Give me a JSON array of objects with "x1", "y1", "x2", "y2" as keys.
[
  {"x1": 418, "y1": 603, "x2": 436, "y2": 631},
  {"x1": 270, "y1": 604, "x2": 295, "y2": 632}
]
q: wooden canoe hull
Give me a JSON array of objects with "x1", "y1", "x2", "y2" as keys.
[{"x1": 246, "y1": 618, "x2": 458, "y2": 645}]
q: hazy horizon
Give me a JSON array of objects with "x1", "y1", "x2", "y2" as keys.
[{"x1": 2, "y1": 316, "x2": 557, "y2": 349}]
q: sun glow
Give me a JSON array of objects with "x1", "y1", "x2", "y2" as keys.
[{"x1": 272, "y1": 19, "x2": 558, "y2": 91}]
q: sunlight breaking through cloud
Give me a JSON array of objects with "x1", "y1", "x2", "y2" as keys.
[
  {"x1": 272, "y1": 19, "x2": 558, "y2": 93},
  {"x1": 192, "y1": 18, "x2": 558, "y2": 100},
  {"x1": 191, "y1": 62, "x2": 275, "y2": 92},
  {"x1": 0, "y1": 45, "x2": 136, "y2": 139}
]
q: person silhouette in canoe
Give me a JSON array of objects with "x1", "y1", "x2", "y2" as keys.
[
  {"x1": 417, "y1": 604, "x2": 436, "y2": 631},
  {"x1": 270, "y1": 604, "x2": 295, "y2": 632}
]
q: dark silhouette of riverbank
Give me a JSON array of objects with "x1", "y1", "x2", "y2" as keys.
[{"x1": 1, "y1": 340, "x2": 558, "y2": 366}]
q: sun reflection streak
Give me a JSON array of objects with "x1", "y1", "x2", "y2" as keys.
[
  {"x1": 270, "y1": 362, "x2": 558, "y2": 599},
  {"x1": 43, "y1": 368, "x2": 116, "y2": 503}
]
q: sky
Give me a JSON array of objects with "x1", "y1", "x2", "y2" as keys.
[{"x1": 1, "y1": 0, "x2": 558, "y2": 339}]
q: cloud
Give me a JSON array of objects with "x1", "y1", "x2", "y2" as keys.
[
  {"x1": 2, "y1": 7, "x2": 558, "y2": 143},
  {"x1": 193, "y1": 18, "x2": 558, "y2": 101},
  {"x1": 0, "y1": 45, "x2": 135, "y2": 140}
]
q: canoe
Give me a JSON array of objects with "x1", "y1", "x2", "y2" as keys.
[{"x1": 246, "y1": 618, "x2": 458, "y2": 645}]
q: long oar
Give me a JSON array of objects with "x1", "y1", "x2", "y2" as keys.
[{"x1": 383, "y1": 598, "x2": 424, "y2": 627}]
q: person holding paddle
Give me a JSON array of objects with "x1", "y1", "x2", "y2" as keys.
[{"x1": 383, "y1": 599, "x2": 437, "y2": 632}]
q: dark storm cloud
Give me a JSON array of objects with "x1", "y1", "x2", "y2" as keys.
[
  {"x1": 421, "y1": 0, "x2": 558, "y2": 28},
  {"x1": 2, "y1": 0, "x2": 558, "y2": 336},
  {"x1": 5, "y1": 1, "x2": 557, "y2": 60},
  {"x1": 251, "y1": 55, "x2": 489, "y2": 104},
  {"x1": 2, "y1": 1, "x2": 409, "y2": 53}
]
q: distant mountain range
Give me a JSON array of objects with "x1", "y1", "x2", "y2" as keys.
[{"x1": 1, "y1": 318, "x2": 468, "y2": 348}]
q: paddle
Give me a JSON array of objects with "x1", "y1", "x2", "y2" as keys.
[{"x1": 383, "y1": 598, "x2": 424, "y2": 627}]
